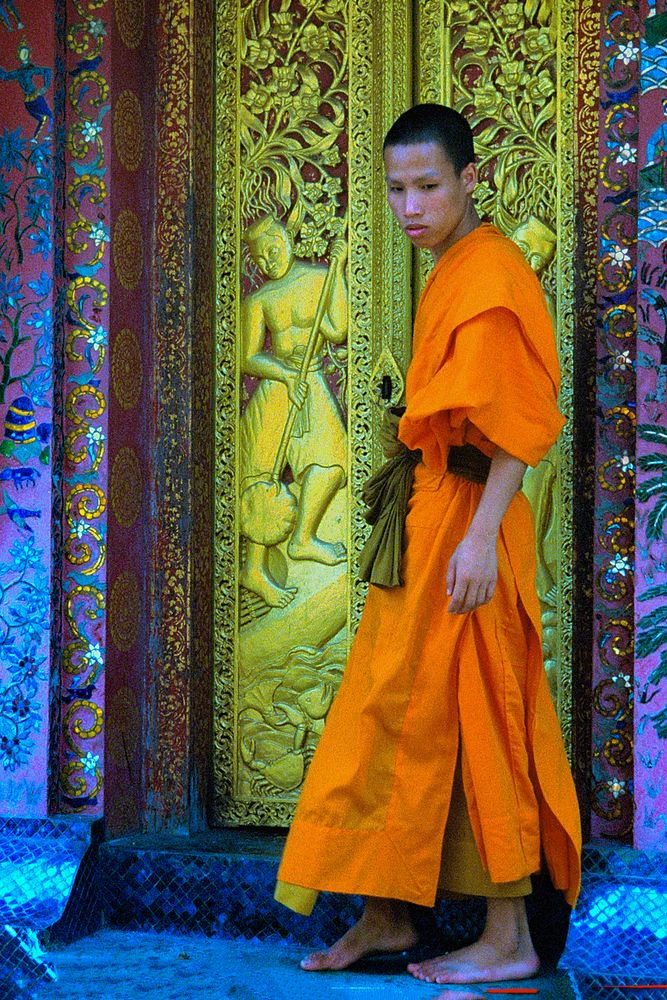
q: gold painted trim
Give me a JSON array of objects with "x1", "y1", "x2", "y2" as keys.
[{"x1": 213, "y1": 0, "x2": 240, "y2": 825}]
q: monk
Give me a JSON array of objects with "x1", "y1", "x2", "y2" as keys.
[{"x1": 274, "y1": 103, "x2": 581, "y2": 988}]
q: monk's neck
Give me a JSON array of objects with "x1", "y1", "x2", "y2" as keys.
[{"x1": 430, "y1": 204, "x2": 481, "y2": 265}]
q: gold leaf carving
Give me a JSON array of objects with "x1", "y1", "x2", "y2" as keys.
[
  {"x1": 214, "y1": 0, "x2": 412, "y2": 827},
  {"x1": 111, "y1": 326, "x2": 143, "y2": 411},
  {"x1": 110, "y1": 446, "x2": 143, "y2": 528},
  {"x1": 109, "y1": 570, "x2": 140, "y2": 652}
]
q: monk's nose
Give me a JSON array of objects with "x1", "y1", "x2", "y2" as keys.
[{"x1": 404, "y1": 191, "x2": 423, "y2": 216}]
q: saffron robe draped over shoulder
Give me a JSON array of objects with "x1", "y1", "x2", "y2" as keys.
[{"x1": 275, "y1": 224, "x2": 582, "y2": 913}]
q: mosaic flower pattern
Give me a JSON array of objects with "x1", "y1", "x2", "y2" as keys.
[
  {"x1": 0, "y1": 537, "x2": 49, "y2": 774},
  {"x1": 591, "y1": 0, "x2": 640, "y2": 839}
]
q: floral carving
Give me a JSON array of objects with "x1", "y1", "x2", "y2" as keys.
[{"x1": 239, "y1": 0, "x2": 347, "y2": 253}]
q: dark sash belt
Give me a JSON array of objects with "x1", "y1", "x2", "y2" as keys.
[
  {"x1": 359, "y1": 442, "x2": 491, "y2": 588},
  {"x1": 447, "y1": 443, "x2": 492, "y2": 484}
]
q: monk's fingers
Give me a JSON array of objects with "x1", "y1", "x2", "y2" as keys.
[
  {"x1": 469, "y1": 579, "x2": 495, "y2": 611},
  {"x1": 447, "y1": 575, "x2": 470, "y2": 614},
  {"x1": 445, "y1": 557, "x2": 457, "y2": 599},
  {"x1": 463, "y1": 585, "x2": 487, "y2": 613},
  {"x1": 450, "y1": 576, "x2": 496, "y2": 614}
]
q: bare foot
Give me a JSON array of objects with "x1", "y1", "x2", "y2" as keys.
[
  {"x1": 300, "y1": 898, "x2": 417, "y2": 972},
  {"x1": 239, "y1": 565, "x2": 297, "y2": 608},
  {"x1": 287, "y1": 537, "x2": 347, "y2": 566},
  {"x1": 408, "y1": 897, "x2": 539, "y2": 986},
  {"x1": 408, "y1": 937, "x2": 540, "y2": 984}
]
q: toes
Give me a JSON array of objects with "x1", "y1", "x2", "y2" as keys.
[
  {"x1": 408, "y1": 958, "x2": 457, "y2": 983},
  {"x1": 300, "y1": 951, "x2": 330, "y2": 971}
]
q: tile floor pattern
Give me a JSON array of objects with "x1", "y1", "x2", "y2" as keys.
[{"x1": 23, "y1": 929, "x2": 667, "y2": 1000}]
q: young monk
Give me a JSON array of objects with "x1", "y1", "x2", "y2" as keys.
[{"x1": 274, "y1": 103, "x2": 582, "y2": 988}]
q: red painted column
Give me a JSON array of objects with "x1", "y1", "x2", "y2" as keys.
[{"x1": 103, "y1": 0, "x2": 156, "y2": 834}]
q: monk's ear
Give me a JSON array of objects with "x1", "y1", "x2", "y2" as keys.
[{"x1": 460, "y1": 162, "x2": 477, "y2": 193}]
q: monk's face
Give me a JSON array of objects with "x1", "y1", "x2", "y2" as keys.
[{"x1": 384, "y1": 141, "x2": 478, "y2": 262}]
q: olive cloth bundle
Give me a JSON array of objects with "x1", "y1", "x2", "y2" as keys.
[{"x1": 358, "y1": 407, "x2": 492, "y2": 588}]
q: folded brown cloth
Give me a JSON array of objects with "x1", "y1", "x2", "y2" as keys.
[
  {"x1": 358, "y1": 405, "x2": 494, "y2": 588},
  {"x1": 358, "y1": 443, "x2": 421, "y2": 588}
]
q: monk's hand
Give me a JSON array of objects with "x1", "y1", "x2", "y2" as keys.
[
  {"x1": 285, "y1": 373, "x2": 308, "y2": 409},
  {"x1": 446, "y1": 533, "x2": 498, "y2": 614}
]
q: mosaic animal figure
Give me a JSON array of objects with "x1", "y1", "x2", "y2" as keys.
[
  {"x1": 0, "y1": 466, "x2": 41, "y2": 489},
  {"x1": 0, "y1": 489, "x2": 41, "y2": 532},
  {"x1": 0, "y1": 42, "x2": 52, "y2": 137}
]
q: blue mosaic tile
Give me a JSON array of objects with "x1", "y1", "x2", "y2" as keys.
[
  {"x1": 564, "y1": 843, "x2": 667, "y2": 979},
  {"x1": 99, "y1": 833, "x2": 667, "y2": 984},
  {"x1": 0, "y1": 817, "x2": 98, "y2": 993},
  {"x1": 99, "y1": 832, "x2": 485, "y2": 950}
]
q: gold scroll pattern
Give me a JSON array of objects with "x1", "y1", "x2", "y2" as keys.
[{"x1": 417, "y1": 0, "x2": 575, "y2": 742}]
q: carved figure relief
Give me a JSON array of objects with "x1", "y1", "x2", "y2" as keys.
[
  {"x1": 237, "y1": 219, "x2": 350, "y2": 799},
  {"x1": 239, "y1": 219, "x2": 348, "y2": 610}
]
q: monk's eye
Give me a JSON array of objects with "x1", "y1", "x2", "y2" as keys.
[{"x1": 422, "y1": 184, "x2": 438, "y2": 190}]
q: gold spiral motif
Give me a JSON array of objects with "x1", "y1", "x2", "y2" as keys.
[
  {"x1": 113, "y1": 89, "x2": 145, "y2": 172},
  {"x1": 109, "y1": 570, "x2": 140, "y2": 652},
  {"x1": 111, "y1": 326, "x2": 143, "y2": 411},
  {"x1": 110, "y1": 446, "x2": 143, "y2": 529},
  {"x1": 113, "y1": 209, "x2": 144, "y2": 290},
  {"x1": 114, "y1": 0, "x2": 145, "y2": 50}
]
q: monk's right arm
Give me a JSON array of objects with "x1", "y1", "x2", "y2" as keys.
[{"x1": 446, "y1": 446, "x2": 526, "y2": 614}]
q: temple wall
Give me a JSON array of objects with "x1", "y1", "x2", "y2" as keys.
[{"x1": 0, "y1": 0, "x2": 665, "y2": 854}]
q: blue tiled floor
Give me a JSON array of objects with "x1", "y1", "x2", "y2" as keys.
[{"x1": 29, "y1": 929, "x2": 667, "y2": 1000}]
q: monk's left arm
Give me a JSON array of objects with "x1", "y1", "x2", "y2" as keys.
[{"x1": 446, "y1": 447, "x2": 526, "y2": 615}]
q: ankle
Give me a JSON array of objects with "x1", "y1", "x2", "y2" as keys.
[
  {"x1": 363, "y1": 898, "x2": 415, "y2": 934},
  {"x1": 481, "y1": 899, "x2": 531, "y2": 956}
]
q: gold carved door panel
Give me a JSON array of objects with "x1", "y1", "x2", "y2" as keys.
[
  {"x1": 214, "y1": 0, "x2": 413, "y2": 825},
  {"x1": 214, "y1": 0, "x2": 576, "y2": 826}
]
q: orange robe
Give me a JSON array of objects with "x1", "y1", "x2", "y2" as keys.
[{"x1": 276, "y1": 224, "x2": 582, "y2": 912}]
